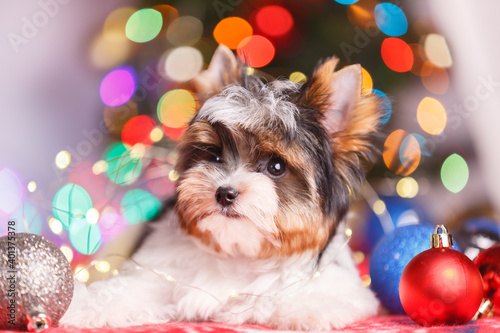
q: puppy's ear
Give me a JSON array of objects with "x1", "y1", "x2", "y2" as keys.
[
  {"x1": 189, "y1": 45, "x2": 243, "y2": 96},
  {"x1": 300, "y1": 58, "x2": 382, "y2": 163}
]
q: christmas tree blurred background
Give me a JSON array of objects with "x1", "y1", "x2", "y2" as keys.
[{"x1": 1, "y1": 0, "x2": 500, "y2": 313}]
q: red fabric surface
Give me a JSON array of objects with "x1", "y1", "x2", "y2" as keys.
[{"x1": 2, "y1": 316, "x2": 500, "y2": 333}]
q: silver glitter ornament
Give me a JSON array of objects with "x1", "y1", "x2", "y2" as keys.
[{"x1": 0, "y1": 233, "x2": 74, "y2": 331}]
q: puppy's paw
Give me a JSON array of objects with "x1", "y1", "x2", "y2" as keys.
[{"x1": 270, "y1": 287, "x2": 379, "y2": 330}]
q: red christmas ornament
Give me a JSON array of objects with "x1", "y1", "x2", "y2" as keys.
[
  {"x1": 474, "y1": 243, "x2": 500, "y2": 317},
  {"x1": 399, "y1": 225, "x2": 484, "y2": 326}
]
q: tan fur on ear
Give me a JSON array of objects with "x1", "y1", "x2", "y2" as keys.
[
  {"x1": 189, "y1": 45, "x2": 243, "y2": 96},
  {"x1": 300, "y1": 58, "x2": 383, "y2": 163}
]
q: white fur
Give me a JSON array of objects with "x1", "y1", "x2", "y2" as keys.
[
  {"x1": 177, "y1": 164, "x2": 280, "y2": 258},
  {"x1": 197, "y1": 81, "x2": 300, "y2": 133},
  {"x1": 60, "y1": 211, "x2": 379, "y2": 330}
]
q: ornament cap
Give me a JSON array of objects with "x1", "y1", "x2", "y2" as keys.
[{"x1": 431, "y1": 224, "x2": 453, "y2": 249}]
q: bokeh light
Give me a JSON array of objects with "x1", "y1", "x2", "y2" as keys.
[
  {"x1": 92, "y1": 160, "x2": 108, "y2": 175},
  {"x1": 121, "y1": 115, "x2": 156, "y2": 148},
  {"x1": 424, "y1": 33, "x2": 453, "y2": 68},
  {"x1": 417, "y1": 97, "x2": 447, "y2": 135},
  {"x1": 213, "y1": 17, "x2": 253, "y2": 49},
  {"x1": 420, "y1": 61, "x2": 449, "y2": 95},
  {"x1": 397, "y1": 177, "x2": 419, "y2": 198},
  {"x1": 0, "y1": 167, "x2": 24, "y2": 215},
  {"x1": 90, "y1": 7, "x2": 135, "y2": 69},
  {"x1": 335, "y1": 0, "x2": 359, "y2": 5},
  {"x1": 383, "y1": 129, "x2": 421, "y2": 176},
  {"x1": 371, "y1": 89, "x2": 392, "y2": 124},
  {"x1": 9, "y1": 202, "x2": 42, "y2": 234},
  {"x1": 152, "y1": 4, "x2": 179, "y2": 29},
  {"x1": 441, "y1": 154, "x2": 469, "y2": 193},
  {"x1": 167, "y1": 16, "x2": 203, "y2": 46},
  {"x1": 60, "y1": 245, "x2": 74, "y2": 263},
  {"x1": 104, "y1": 100, "x2": 138, "y2": 134},
  {"x1": 69, "y1": 218, "x2": 101, "y2": 255},
  {"x1": 255, "y1": 6, "x2": 294, "y2": 37},
  {"x1": 100, "y1": 67, "x2": 136, "y2": 107},
  {"x1": 98, "y1": 211, "x2": 128, "y2": 243},
  {"x1": 162, "y1": 125, "x2": 187, "y2": 141},
  {"x1": 55, "y1": 150, "x2": 71, "y2": 169},
  {"x1": 49, "y1": 217, "x2": 63, "y2": 235},
  {"x1": 125, "y1": 8, "x2": 163, "y2": 43},
  {"x1": 347, "y1": 0, "x2": 377, "y2": 29},
  {"x1": 381, "y1": 38, "x2": 413, "y2": 72},
  {"x1": 121, "y1": 189, "x2": 161, "y2": 224},
  {"x1": 289, "y1": 71, "x2": 307, "y2": 83},
  {"x1": 237, "y1": 35, "x2": 275, "y2": 68},
  {"x1": 374, "y1": 3, "x2": 408, "y2": 37},
  {"x1": 95, "y1": 260, "x2": 111, "y2": 273},
  {"x1": 27, "y1": 181, "x2": 36, "y2": 192},
  {"x1": 157, "y1": 89, "x2": 197, "y2": 127},
  {"x1": 52, "y1": 183, "x2": 93, "y2": 230},
  {"x1": 150, "y1": 127, "x2": 164, "y2": 142},
  {"x1": 105, "y1": 142, "x2": 142, "y2": 186},
  {"x1": 163, "y1": 46, "x2": 203, "y2": 82},
  {"x1": 361, "y1": 67, "x2": 373, "y2": 93},
  {"x1": 86, "y1": 208, "x2": 100, "y2": 224}
]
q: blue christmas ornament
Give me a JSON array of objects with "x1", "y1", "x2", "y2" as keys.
[
  {"x1": 370, "y1": 224, "x2": 436, "y2": 314},
  {"x1": 362, "y1": 196, "x2": 431, "y2": 252},
  {"x1": 454, "y1": 216, "x2": 500, "y2": 260}
]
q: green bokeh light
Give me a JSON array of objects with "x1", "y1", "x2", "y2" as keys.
[
  {"x1": 125, "y1": 9, "x2": 163, "y2": 43},
  {"x1": 121, "y1": 189, "x2": 161, "y2": 224},
  {"x1": 106, "y1": 142, "x2": 142, "y2": 186},
  {"x1": 69, "y1": 218, "x2": 102, "y2": 255},
  {"x1": 441, "y1": 153, "x2": 469, "y2": 193},
  {"x1": 52, "y1": 183, "x2": 93, "y2": 230}
]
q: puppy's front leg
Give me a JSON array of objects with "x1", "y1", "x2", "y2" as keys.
[{"x1": 60, "y1": 269, "x2": 176, "y2": 328}]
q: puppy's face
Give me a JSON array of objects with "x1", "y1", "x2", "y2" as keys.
[{"x1": 175, "y1": 46, "x2": 383, "y2": 259}]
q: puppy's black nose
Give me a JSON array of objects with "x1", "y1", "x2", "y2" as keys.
[{"x1": 216, "y1": 186, "x2": 239, "y2": 207}]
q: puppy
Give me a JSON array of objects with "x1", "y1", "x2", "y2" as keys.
[{"x1": 60, "y1": 45, "x2": 383, "y2": 330}]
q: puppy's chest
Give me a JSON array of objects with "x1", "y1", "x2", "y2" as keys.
[{"x1": 134, "y1": 220, "x2": 316, "y2": 301}]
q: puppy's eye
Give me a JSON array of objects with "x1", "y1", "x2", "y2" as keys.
[
  {"x1": 211, "y1": 154, "x2": 223, "y2": 163},
  {"x1": 266, "y1": 157, "x2": 286, "y2": 177}
]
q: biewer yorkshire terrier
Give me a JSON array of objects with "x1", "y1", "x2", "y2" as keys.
[{"x1": 61, "y1": 45, "x2": 384, "y2": 330}]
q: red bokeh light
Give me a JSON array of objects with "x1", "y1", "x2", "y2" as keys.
[
  {"x1": 381, "y1": 38, "x2": 414, "y2": 73},
  {"x1": 121, "y1": 115, "x2": 156, "y2": 147},
  {"x1": 255, "y1": 6, "x2": 294, "y2": 37},
  {"x1": 237, "y1": 35, "x2": 275, "y2": 68}
]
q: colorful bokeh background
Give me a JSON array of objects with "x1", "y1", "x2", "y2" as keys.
[{"x1": 1, "y1": 0, "x2": 500, "y2": 295}]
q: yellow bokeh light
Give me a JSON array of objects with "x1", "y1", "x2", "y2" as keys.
[
  {"x1": 168, "y1": 169, "x2": 180, "y2": 182},
  {"x1": 49, "y1": 217, "x2": 63, "y2": 235},
  {"x1": 361, "y1": 274, "x2": 372, "y2": 287},
  {"x1": 95, "y1": 260, "x2": 111, "y2": 273},
  {"x1": 75, "y1": 265, "x2": 90, "y2": 283},
  {"x1": 361, "y1": 67, "x2": 373, "y2": 93},
  {"x1": 424, "y1": 33, "x2": 453, "y2": 68},
  {"x1": 396, "y1": 177, "x2": 419, "y2": 198},
  {"x1": 86, "y1": 208, "x2": 100, "y2": 225},
  {"x1": 157, "y1": 89, "x2": 196, "y2": 127},
  {"x1": 150, "y1": 127, "x2": 164, "y2": 142},
  {"x1": 92, "y1": 160, "x2": 108, "y2": 175},
  {"x1": 246, "y1": 67, "x2": 255, "y2": 76},
  {"x1": 55, "y1": 150, "x2": 71, "y2": 169},
  {"x1": 27, "y1": 181, "x2": 37, "y2": 192},
  {"x1": 289, "y1": 71, "x2": 307, "y2": 83},
  {"x1": 373, "y1": 200, "x2": 387, "y2": 215},
  {"x1": 60, "y1": 245, "x2": 74, "y2": 263},
  {"x1": 417, "y1": 97, "x2": 447, "y2": 135}
]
